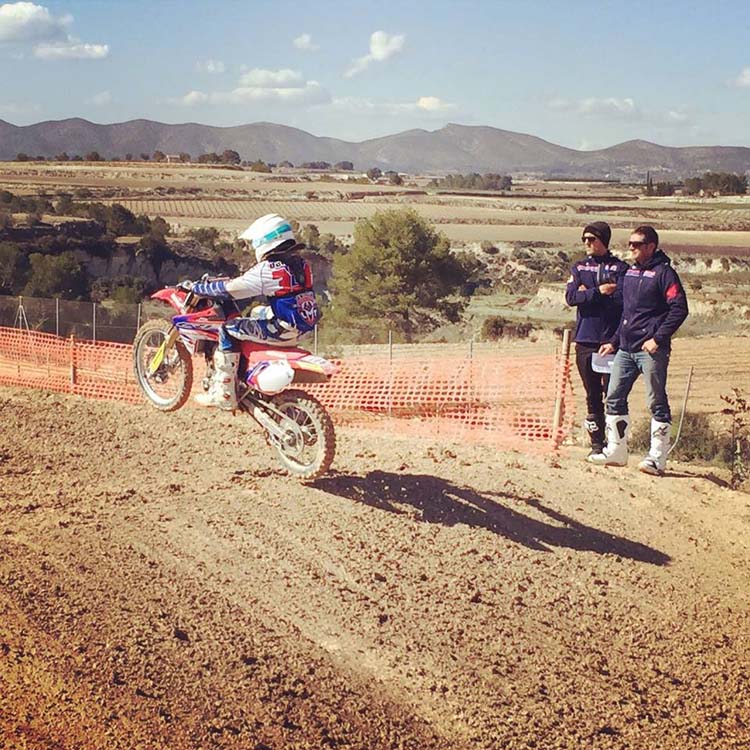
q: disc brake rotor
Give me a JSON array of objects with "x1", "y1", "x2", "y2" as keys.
[{"x1": 274, "y1": 406, "x2": 316, "y2": 459}]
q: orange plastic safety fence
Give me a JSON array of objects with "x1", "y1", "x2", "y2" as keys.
[
  {"x1": 306, "y1": 351, "x2": 575, "y2": 451},
  {"x1": 0, "y1": 327, "x2": 143, "y2": 404},
  {"x1": 0, "y1": 326, "x2": 575, "y2": 453}
]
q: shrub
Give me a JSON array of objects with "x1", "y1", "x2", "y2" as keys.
[
  {"x1": 188, "y1": 227, "x2": 221, "y2": 250},
  {"x1": 481, "y1": 315, "x2": 535, "y2": 341},
  {"x1": 480, "y1": 240, "x2": 499, "y2": 255},
  {"x1": 629, "y1": 412, "x2": 725, "y2": 463},
  {"x1": 721, "y1": 389, "x2": 750, "y2": 490}
]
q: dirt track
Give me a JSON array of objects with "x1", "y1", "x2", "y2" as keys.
[{"x1": 1, "y1": 387, "x2": 749, "y2": 749}]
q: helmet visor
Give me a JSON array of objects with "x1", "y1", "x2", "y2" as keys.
[{"x1": 252, "y1": 223, "x2": 293, "y2": 250}]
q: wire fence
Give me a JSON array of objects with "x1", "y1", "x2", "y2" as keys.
[
  {"x1": 0, "y1": 292, "x2": 562, "y2": 357},
  {"x1": 0, "y1": 294, "x2": 143, "y2": 344}
]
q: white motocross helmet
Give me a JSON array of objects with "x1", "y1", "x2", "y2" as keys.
[{"x1": 239, "y1": 214, "x2": 296, "y2": 263}]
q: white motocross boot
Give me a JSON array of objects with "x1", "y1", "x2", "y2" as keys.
[
  {"x1": 638, "y1": 419, "x2": 671, "y2": 476},
  {"x1": 194, "y1": 350, "x2": 240, "y2": 410},
  {"x1": 588, "y1": 414, "x2": 630, "y2": 467}
]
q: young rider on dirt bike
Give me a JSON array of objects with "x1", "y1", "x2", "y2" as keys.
[{"x1": 182, "y1": 214, "x2": 320, "y2": 410}]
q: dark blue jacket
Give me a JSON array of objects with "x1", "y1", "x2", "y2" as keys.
[
  {"x1": 610, "y1": 249, "x2": 688, "y2": 352},
  {"x1": 565, "y1": 252, "x2": 628, "y2": 346}
]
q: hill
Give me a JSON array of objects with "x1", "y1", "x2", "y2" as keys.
[{"x1": 3, "y1": 118, "x2": 750, "y2": 178}]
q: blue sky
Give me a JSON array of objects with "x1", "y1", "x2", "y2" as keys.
[{"x1": 2, "y1": 0, "x2": 750, "y2": 149}]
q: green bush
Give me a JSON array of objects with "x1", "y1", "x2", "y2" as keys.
[{"x1": 23, "y1": 251, "x2": 88, "y2": 299}]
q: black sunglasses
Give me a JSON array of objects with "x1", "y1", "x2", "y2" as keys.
[
  {"x1": 582, "y1": 235, "x2": 598, "y2": 243},
  {"x1": 628, "y1": 240, "x2": 649, "y2": 248}
]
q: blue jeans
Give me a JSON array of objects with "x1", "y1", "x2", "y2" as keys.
[{"x1": 605, "y1": 348, "x2": 672, "y2": 423}]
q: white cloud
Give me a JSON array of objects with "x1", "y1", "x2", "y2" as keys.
[
  {"x1": 547, "y1": 95, "x2": 639, "y2": 119},
  {"x1": 293, "y1": 33, "x2": 318, "y2": 52},
  {"x1": 179, "y1": 90, "x2": 209, "y2": 105},
  {"x1": 0, "y1": 2, "x2": 107, "y2": 60},
  {"x1": 214, "y1": 81, "x2": 329, "y2": 105},
  {"x1": 330, "y1": 95, "x2": 455, "y2": 118},
  {"x1": 0, "y1": 100, "x2": 40, "y2": 116},
  {"x1": 547, "y1": 97, "x2": 571, "y2": 111},
  {"x1": 33, "y1": 39, "x2": 108, "y2": 59},
  {"x1": 88, "y1": 90, "x2": 111, "y2": 106},
  {"x1": 176, "y1": 69, "x2": 330, "y2": 107},
  {"x1": 0, "y1": 1, "x2": 67, "y2": 42},
  {"x1": 579, "y1": 97, "x2": 637, "y2": 117},
  {"x1": 730, "y1": 67, "x2": 750, "y2": 87},
  {"x1": 239, "y1": 68, "x2": 304, "y2": 88},
  {"x1": 196, "y1": 59, "x2": 225, "y2": 74},
  {"x1": 666, "y1": 110, "x2": 689, "y2": 123},
  {"x1": 345, "y1": 30, "x2": 405, "y2": 77},
  {"x1": 416, "y1": 96, "x2": 453, "y2": 112},
  {"x1": 549, "y1": 95, "x2": 693, "y2": 129}
]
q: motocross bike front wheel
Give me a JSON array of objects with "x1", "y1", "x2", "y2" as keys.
[
  {"x1": 133, "y1": 319, "x2": 193, "y2": 411},
  {"x1": 268, "y1": 389, "x2": 336, "y2": 480}
]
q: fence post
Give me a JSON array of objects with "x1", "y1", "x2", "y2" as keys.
[
  {"x1": 551, "y1": 328, "x2": 572, "y2": 449},
  {"x1": 92, "y1": 302, "x2": 97, "y2": 342},
  {"x1": 388, "y1": 328, "x2": 393, "y2": 420},
  {"x1": 69, "y1": 334, "x2": 76, "y2": 389},
  {"x1": 55, "y1": 297, "x2": 59, "y2": 337},
  {"x1": 136, "y1": 302, "x2": 142, "y2": 333}
]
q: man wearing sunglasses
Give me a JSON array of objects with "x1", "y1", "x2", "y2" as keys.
[
  {"x1": 589, "y1": 225, "x2": 688, "y2": 475},
  {"x1": 565, "y1": 221, "x2": 628, "y2": 457}
]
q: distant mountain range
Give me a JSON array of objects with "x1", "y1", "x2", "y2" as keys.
[{"x1": 2, "y1": 118, "x2": 750, "y2": 179}]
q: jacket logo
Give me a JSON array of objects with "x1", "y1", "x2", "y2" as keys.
[{"x1": 665, "y1": 283, "x2": 681, "y2": 301}]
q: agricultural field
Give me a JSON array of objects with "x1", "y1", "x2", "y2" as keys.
[{"x1": 5, "y1": 160, "x2": 750, "y2": 241}]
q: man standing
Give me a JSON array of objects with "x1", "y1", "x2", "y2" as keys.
[
  {"x1": 565, "y1": 221, "x2": 628, "y2": 457},
  {"x1": 589, "y1": 225, "x2": 689, "y2": 475}
]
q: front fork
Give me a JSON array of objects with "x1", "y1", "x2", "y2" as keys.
[
  {"x1": 147, "y1": 326, "x2": 179, "y2": 376},
  {"x1": 147, "y1": 291, "x2": 197, "y2": 377}
]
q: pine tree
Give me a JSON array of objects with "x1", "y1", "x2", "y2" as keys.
[{"x1": 329, "y1": 209, "x2": 472, "y2": 340}]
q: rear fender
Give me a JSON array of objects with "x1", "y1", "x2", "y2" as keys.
[
  {"x1": 240, "y1": 345, "x2": 335, "y2": 384},
  {"x1": 290, "y1": 354, "x2": 336, "y2": 383}
]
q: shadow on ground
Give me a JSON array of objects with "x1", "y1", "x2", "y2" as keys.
[{"x1": 314, "y1": 470, "x2": 670, "y2": 566}]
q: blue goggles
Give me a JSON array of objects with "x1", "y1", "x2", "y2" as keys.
[{"x1": 252, "y1": 223, "x2": 293, "y2": 249}]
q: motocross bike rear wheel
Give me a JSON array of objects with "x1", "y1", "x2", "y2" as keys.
[
  {"x1": 268, "y1": 389, "x2": 336, "y2": 480},
  {"x1": 133, "y1": 319, "x2": 193, "y2": 411}
]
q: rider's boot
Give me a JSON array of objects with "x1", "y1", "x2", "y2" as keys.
[
  {"x1": 195, "y1": 350, "x2": 240, "y2": 410},
  {"x1": 587, "y1": 414, "x2": 630, "y2": 467},
  {"x1": 638, "y1": 419, "x2": 671, "y2": 476},
  {"x1": 584, "y1": 412, "x2": 606, "y2": 458}
]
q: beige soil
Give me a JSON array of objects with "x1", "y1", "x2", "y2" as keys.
[{"x1": 1, "y1": 387, "x2": 749, "y2": 749}]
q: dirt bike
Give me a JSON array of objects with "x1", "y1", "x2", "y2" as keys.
[{"x1": 132, "y1": 284, "x2": 336, "y2": 480}]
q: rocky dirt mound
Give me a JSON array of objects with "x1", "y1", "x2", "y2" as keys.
[{"x1": 1, "y1": 388, "x2": 749, "y2": 749}]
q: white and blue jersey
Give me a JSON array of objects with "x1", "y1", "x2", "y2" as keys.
[{"x1": 191, "y1": 253, "x2": 320, "y2": 346}]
